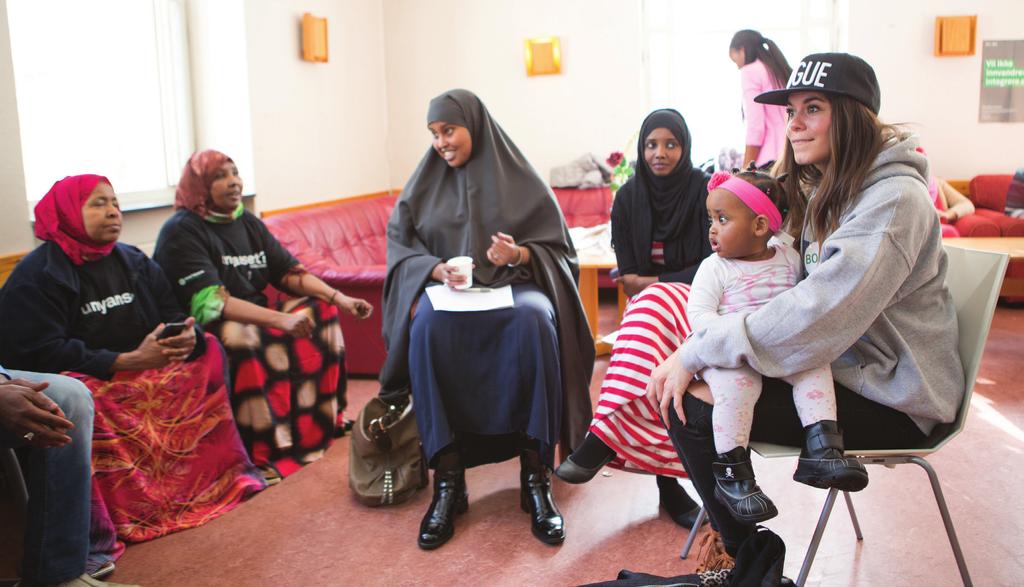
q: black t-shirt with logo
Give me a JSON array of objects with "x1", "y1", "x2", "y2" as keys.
[
  {"x1": 154, "y1": 209, "x2": 300, "y2": 309},
  {"x1": 73, "y1": 253, "x2": 150, "y2": 352}
]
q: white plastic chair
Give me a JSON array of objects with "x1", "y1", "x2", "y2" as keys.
[{"x1": 681, "y1": 245, "x2": 1008, "y2": 587}]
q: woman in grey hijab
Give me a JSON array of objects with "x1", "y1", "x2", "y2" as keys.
[{"x1": 382, "y1": 89, "x2": 594, "y2": 550}]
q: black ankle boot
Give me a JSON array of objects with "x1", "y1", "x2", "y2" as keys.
[
  {"x1": 520, "y1": 450, "x2": 565, "y2": 545},
  {"x1": 793, "y1": 420, "x2": 869, "y2": 492},
  {"x1": 418, "y1": 469, "x2": 468, "y2": 550},
  {"x1": 712, "y1": 446, "x2": 777, "y2": 524}
]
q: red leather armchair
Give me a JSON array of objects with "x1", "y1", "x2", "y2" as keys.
[{"x1": 263, "y1": 195, "x2": 396, "y2": 375}]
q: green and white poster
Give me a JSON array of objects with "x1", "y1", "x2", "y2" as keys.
[{"x1": 980, "y1": 39, "x2": 1024, "y2": 122}]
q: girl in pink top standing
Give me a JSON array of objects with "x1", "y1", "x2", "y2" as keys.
[
  {"x1": 687, "y1": 168, "x2": 868, "y2": 523},
  {"x1": 729, "y1": 30, "x2": 792, "y2": 168}
]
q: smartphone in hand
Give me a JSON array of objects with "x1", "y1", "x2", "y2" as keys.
[{"x1": 158, "y1": 322, "x2": 189, "y2": 339}]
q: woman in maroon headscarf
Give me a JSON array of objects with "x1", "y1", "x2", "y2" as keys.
[
  {"x1": 154, "y1": 150, "x2": 373, "y2": 480},
  {"x1": 0, "y1": 174, "x2": 266, "y2": 550}
]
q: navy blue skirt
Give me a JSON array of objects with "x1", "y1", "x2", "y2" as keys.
[{"x1": 409, "y1": 283, "x2": 562, "y2": 468}]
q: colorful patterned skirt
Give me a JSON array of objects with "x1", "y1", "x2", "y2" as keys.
[
  {"x1": 589, "y1": 282, "x2": 693, "y2": 477},
  {"x1": 72, "y1": 332, "x2": 265, "y2": 547},
  {"x1": 210, "y1": 297, "x2": 345, "y2": 478}
]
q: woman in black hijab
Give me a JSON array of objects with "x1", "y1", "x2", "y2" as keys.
[
  {"x1": 382, "y1": 89, "x2": 594, "y2": 550},
  {"x1": 555, "y1": 109, "x2": 709, "y2": 529}
]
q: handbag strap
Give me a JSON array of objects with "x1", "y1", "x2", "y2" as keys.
[{"x1": 368, "y1": 403, "x2": 404, "y2": 451}]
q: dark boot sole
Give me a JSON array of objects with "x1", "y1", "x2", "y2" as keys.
[
  {"x1": 793, "y1": 470, "x2": 869, "y2": 492},
  {"x1": 713, "y1": 486, "x2": 778, "y2": 524},
  {"x1": 417, "y1": 497, "x2": 469, "y2": 550},
  {"x1": 794, "y1": 459, "x2": 869, "y2": 492}
]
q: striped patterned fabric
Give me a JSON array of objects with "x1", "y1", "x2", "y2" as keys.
[
  {"x1": 589, "y1": 282, "x2": 692, "y2": 477},
  {"x1": 650, "y1": 241, "x2": 666, "y2": 265}
]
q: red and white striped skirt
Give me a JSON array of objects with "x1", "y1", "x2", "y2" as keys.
[{"x1": 590, "y1": 282, "x2": 692, "y2": 477}]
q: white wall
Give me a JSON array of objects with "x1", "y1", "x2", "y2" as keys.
[
  {"x1": 0, "y1": 0, "x2": 33, "y2": 255},
  {"x1": 244, "y1": 0, "x2": 391, "y2": 212},
  {"x1": 188, "y1": 0, "x2": 256, "y2": 193},
  {"x1": 846, "y1": 0, "x2": 1024, "y2": 178},
  {"x1": 383, "y1": 0, "x2": 647, "y2": 188}
]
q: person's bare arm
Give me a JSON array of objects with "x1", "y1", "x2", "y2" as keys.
[
  {"x1": 278, "y1": 272, "x2": 372, "y2": 319},
  {"x1": 221, "y1": 296, "x2": 314, "y2": 337}
]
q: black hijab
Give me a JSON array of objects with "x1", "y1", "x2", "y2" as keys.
[
  {"x1": 615, "y1": 109, "x2": 709, "y2": 272},
  {"x1": 380, "y1": 89, "x2": 595, "y2": 453}
]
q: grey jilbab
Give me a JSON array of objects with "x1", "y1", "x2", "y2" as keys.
[{"x1": 380, "y1": 89, "x2": 595, "y2": 455}]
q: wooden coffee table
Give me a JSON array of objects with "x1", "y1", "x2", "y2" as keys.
[
  {"x1": 945, "y1": 237, "x2": 1024, "y2": 296},
  {"x1": 578, "y1": 250, "x2": 627, "y2": 355}
]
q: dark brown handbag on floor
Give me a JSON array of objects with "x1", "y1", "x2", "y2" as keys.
[{"x1": 349, "y1": 397, "x2": 428, "y2": 506}]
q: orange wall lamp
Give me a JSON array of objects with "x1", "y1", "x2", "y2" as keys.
[
  {"x1": 524, "y1": 37, "x2": 561, "y2": 76},
  {"x1": 302, "y1": 13, "x2": 328, "y2": 62}
]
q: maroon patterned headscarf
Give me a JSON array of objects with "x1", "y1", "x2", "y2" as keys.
[
  {"x1": 175, "y1": 149, "x2": 233, "y2": 216},
  {"x1": 33, "y1": 174, "x2": 116, "y2": 265}
]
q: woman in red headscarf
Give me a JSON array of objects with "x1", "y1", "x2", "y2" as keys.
[
  {"x1": 154, "y1": 150, "x2": 373, "y2": 480},
  {"x1": 0, "y1": 174, "x2": 266, "y2": 550}
]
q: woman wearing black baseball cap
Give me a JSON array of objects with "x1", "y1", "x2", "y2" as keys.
[{"x1": 648, "y1": 52, "x2": 963, "y2": 565}]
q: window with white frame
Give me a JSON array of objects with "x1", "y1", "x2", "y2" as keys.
[
  {"x1": 643, "y1": 0, "x2": 837, "y2": 169},
  {"x1": 8, "y1": 0, "x2": 194, "y2": 212}
]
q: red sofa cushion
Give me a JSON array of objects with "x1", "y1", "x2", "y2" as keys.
[
  {"x1": 953, "y1": 213, "x2": 1001, "y2": 238},
  {"x1": 263, "y1": 195, "x2": 397, "y2": 376},
  {"x1": 969, "y1": 175, "x2": 1012, "y2": 213}
]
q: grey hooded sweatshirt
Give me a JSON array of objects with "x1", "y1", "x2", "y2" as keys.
[{"x1": 680, "y1": 134, "x2": 963, "y2": 435}]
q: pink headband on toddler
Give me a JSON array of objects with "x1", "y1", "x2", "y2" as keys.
[{"x1": 707, "y1": 171, "x2": 783, "y2": 232}]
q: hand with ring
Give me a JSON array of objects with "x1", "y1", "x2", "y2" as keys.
[{"x1": 0, "y1": 378, "x2": 73, "y2": 448}]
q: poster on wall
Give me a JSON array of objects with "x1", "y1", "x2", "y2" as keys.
[{"x1": 979, "y1": 40, "x2": 1024, "y2": 123}]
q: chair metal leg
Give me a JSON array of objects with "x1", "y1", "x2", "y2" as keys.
[
  {"x1": 842, "y1": 491, "x2": 863, "y2": 541},
  {"x1": 1, "y1": 448, "x2": 28, "y2": 514},
  {"x1": 909, "y1": 456, "x2": 973, "y2": 587},
  {"x1": 796, "y1": 488, "x2": 838, "y2": 587},
  {"x1": 679, "y1": 506, "x2": 707, "y2": 559}
]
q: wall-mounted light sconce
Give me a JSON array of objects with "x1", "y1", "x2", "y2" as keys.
[
  {"x1": 302, "y1": 13, "x2": 328, "y2": 63},
  {"x1": 524, "y1": 37, "x2": 561, "y2": 76},
  {"x1": 934, "y1": 15, "x2": 976, "y2": 57}
]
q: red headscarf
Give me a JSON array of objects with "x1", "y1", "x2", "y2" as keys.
[
  {"x1": 33, "y1": 174, "x2": 116, "y2": 265},
  {"x1": 175, "y1": 149, "x2": 233, "y2": 216}
]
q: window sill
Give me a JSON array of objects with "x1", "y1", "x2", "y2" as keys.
[{"x1": 120, "y1": 193, "x2": 255, "y2": 214}]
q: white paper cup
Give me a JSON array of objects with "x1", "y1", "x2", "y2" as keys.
[{"x1": 447, "y1": 256, "x2": 473, "y2": 290}]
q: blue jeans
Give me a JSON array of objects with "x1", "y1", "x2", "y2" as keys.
[{"x1": 0, "y1": 371, "x2": 93, "y2": 584}]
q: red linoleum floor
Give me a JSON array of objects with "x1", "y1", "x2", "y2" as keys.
[{"x1": 3, "y1": 301, "x2": 1023, "y2": 586}]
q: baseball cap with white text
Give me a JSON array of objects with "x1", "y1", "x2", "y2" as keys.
[{"x1": 754, "y1": 52, "x2": 880, "y2": 114}]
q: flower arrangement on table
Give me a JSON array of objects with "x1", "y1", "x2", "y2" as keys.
[{"x1": 607, "y1": 151, "x2": 634, "y2": 194}]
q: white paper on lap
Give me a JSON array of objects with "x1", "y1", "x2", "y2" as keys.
[{"x1": 424, "y1": 284, "x2": 515, "y2": 312}]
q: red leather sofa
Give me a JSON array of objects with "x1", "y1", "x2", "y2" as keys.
[
  {"x1": 263, "y1": 195, "x2": 396, "y2": 375},
  {"x1": 951, "y1": 175, "x2": 1023, "y2": 301},
  {"x1": 951, "y1": 175, "x2": 1024, "y2": 237},
  {"x1": 262, "y1": 188, "x2": 615, "y2": 375}
]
